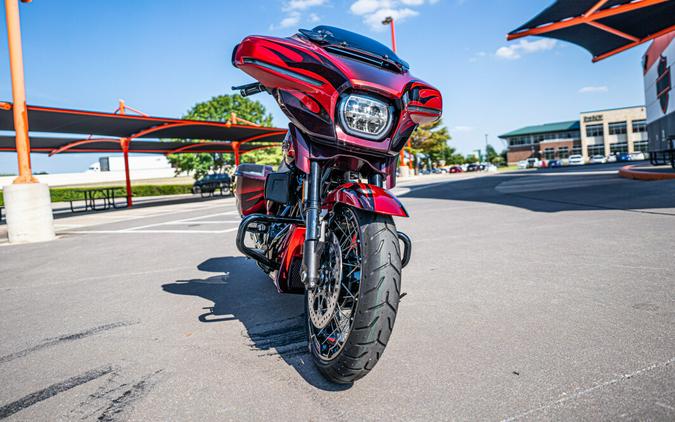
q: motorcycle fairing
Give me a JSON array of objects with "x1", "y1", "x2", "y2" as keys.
[
  {"x1": 233, "y1": 34, "x2": 442, "y2": 156},
  {"x1": 324, "y1": 182, "x2": 409, "y2": 217},
  {"x1": 286, "y1": 125, "x2": 399, "y2": 189}
]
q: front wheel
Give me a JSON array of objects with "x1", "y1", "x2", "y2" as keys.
[{"x1": 306, "y1": 206, "x2": 402, "y2": 384}]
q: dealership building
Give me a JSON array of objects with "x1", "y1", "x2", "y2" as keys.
[{"x1": 500, "y1": 106, "x2": 648, "y2": 164}]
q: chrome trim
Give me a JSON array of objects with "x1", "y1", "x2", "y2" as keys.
[{"x1": 338, "y1": 94, "x2": 394, "y2": 141}]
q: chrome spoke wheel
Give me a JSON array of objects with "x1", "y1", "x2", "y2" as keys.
[{"x1": 308, "y1": 207, "x2": 362, "y2": 361}]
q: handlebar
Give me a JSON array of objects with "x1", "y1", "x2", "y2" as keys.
[{"x1": 231, "y1": 82, "x2": 265, "y2": 97}]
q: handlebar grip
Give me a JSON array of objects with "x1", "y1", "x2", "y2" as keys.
[
  {"x1": 232, "y1": 83, "x2": 265, "y2": 97},
  {"x1": 242, "y1": 84, "x2": 264, "y2": 97}
]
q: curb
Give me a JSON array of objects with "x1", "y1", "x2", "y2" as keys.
[{"x1": 618, "y1": 165, "x2": 675, "y2": 181}]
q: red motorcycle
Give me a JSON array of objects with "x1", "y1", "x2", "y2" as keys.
[{"x1": 232, "y1": 26, "x2": 442, "y2": 383}]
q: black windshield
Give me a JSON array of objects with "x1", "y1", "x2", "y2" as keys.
[{"x1": 299, "y1": 25, "x2": 409, "y2": 71}]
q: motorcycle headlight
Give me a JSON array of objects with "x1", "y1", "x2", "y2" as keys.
[{"x1": 338, "y1": 94, "x2": 393, "y2": 140}]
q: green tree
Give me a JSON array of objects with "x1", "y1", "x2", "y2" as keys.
[
  {"x1": 446, "y1": 153, "x2": 466, "y2": 165},
  {"x1": 167, "y1": 94, "x2": 280, "y2": 179},
  {"x1": 409, "y1": 119, "x2": 454, "y2": 165},
  {"x1": 486, "y1": 144, "x2": 499, "y2": 162}
]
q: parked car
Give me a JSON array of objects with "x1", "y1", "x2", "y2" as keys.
[
  {"x1": 630, "y1": 152, "x2": 646, "y2": 161},
  {"x1": 568, "y1": 154, "x2": 585, "y2": 166},
  {"x1": 548, "y1": 159, "x2": 562, "y2": 167},
  {"x1": 526, "y1": 158, "x2": 543, "y2": 168},
  {"x1": 517, "y1": 160, "x2": 528, "y2": 169},
  {"x1": 607, "y1": 154, "x2": 617, "y2": 163},
  {"x1": 466, "y1": 163, "x2": 480, "y2": 172},
  {"x1": 589, "y1": 155, "x2": 607, "y2": 164},
  {"x1": 617, "y1": 152, "x2": 631, "y2": 162},
  {"x1": 449, "y1": 165, "x2": 463, "y2": 173},
  {"x1": 192, "y1": 173, "x2": 232, "y2": 194}
]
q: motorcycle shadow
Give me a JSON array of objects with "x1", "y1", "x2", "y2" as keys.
[{"x1": 161, "y1": 256, "x2": 351, "y2": 391}]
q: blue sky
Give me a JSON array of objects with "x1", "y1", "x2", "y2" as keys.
[{"x1": 0, "y1": 0, "x2": 647, "y2": 174}]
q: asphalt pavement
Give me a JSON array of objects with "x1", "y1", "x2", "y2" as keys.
[{"x1": 0, "y1": 165, "x2": 673, "y2": 421}]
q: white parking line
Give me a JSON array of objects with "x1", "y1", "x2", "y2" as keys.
[
  {"x1": 60, "y1": 210, "x2": 243, "y2": 235},
  {"x1": 122, "y1": 211, "x2": 238, "y2": 232},
  {"x1": 161, "y1": 220, "x2": 240, "y2": 225},
  {"x1": 61, "y1": 228, "x2": 239, "y2": 235}
]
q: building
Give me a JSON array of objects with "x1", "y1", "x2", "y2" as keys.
[{"x1": 500, "y1": 106, "x2": 648, "y2": 164}]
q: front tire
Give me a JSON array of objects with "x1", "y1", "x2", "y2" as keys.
[{"x1": 307, "y1": 207, "x2": 402, "y2": 384}]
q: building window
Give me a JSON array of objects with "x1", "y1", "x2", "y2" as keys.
[
  {"x1": 587, "y1": 144, "x2": 605, "y2": 156},
  {"x1": 633, "y1": 140, "x2": 648, "y2": 152},
  {"x1": 509, "y1": 136, "x2": 532, "y2": 146},
  {"x1": 608, "y1": 121, "x2": 627, "y2": 135},
  {"x1": 586, "y1": 124, "x2": 604, "y2": 137},
  {"x1": 632, "y1": 120, "x2": 647, "y2": 133},
  {"x1": 572, "y1": 145, "x2": 582, "y2": 156},
  {"x1": 558, "y1": 146, "x2": 569, "y2": 159},
  {"x1": 610, "y1": 143, "x2": 628, "y2": 154},
  {"x1": 544, "y1": 148, "x2": 555, "y2": 160}
]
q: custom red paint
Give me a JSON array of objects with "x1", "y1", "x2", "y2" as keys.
[
  {"x1": 235, "y1": 171, "x2": 268, "y2": 216},
  {"x1": 233, "y1": 33, "x2": 442, "y2": 160},
  {"x1": 275, "y1": 225, "x2": 306, "y2": 292},
  {"x1": 324, "y1": 182, "x2": 408, "y2": 217}
]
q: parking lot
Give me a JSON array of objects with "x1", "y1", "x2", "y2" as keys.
[{"x1": 1, "y1": 166, "x2": 674, "y2": 420}]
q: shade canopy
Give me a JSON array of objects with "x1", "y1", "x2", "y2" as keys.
[
  {"x1": 0, "y1": 102, "x2": 287, "y2": 144},
  {"x1": 0, "y1": 136, "x2": 277, "y2": 156},
  {"x1": 508, "y1": 0, "x2": 675, "y2": 62}
]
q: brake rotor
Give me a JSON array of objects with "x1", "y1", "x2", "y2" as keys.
[{"x1": 307, "y1": 232, "x2": 342, "y2": 329}]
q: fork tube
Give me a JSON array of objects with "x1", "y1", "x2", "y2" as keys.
[
  {"x1": 368, "y1": 173, "x2": 383, "y2": 187},
  {"x1": 302, "y1": 160, "x2": 322, "y2": 288}
]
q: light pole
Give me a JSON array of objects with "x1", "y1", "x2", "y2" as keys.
[
  {"x1": 382, "y1": 16, "x2": 397, "y2": 53},
  {"x1": 3, "y1": 0, "x2": 55, "y2": 243},
  {"x1": 485, "y1": 133, "x2": 489, "y2": 162},
  {"x1": 382, "y1": 16, "x2": 406, "y2": 172},
  {"x1": 382, "y1": 16, "x2": 413, "y2": 173}
]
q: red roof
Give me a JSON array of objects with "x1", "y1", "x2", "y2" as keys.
[{"x1": 508, "y1": 0, "x2": 675, "y2": 62}]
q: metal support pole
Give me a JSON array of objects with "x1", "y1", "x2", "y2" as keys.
[
  {"x1": 233, "y1": 142, "x2": 241, "y2": 166},
  {"x1": 5, "y1": 0, "x2": 36, "y2": 184},
  {"x1": 2, "y1": 0, "x2": 55, "y2": 243},
  {"x1": 118, "y1": 100, "x2": 132, "y2": 207},
  {"x1": 121, "y1": 138, "x2": 133, "y2": 207}
]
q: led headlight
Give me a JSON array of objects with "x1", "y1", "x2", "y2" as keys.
[{"x1": 338, "y1": 94, "x2": 393, "y2": 140}]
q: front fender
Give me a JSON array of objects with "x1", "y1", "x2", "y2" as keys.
[{"x1": 324, "y1": 182, "x2": 409, "y2": 217}]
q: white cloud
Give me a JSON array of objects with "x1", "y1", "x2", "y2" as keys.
[
  {"x1": 495, "y1": 39, "x2": 557, "y2": 60},
  {"x1": 274, "y1": 0, "x2": 327, "y2": 30},
  {"x1": 284, "y1": 0, "x2": 327, "y2": 11},
  {"x1": 350, "y1": 0, "x2": 435, "y2": 30},
  {"x1": 578, "y1": 85, "x2": 608, "y2": 94},
  {"x1": 279, "y1": 12, "x2": 301, "y2": 28}
]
